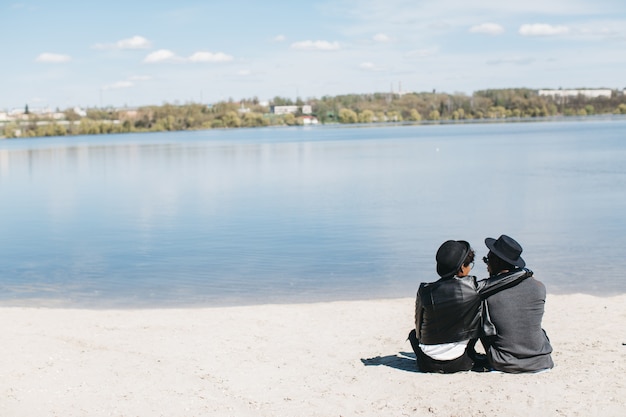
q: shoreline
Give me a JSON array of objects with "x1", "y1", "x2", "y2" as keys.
[
  {"x1": 1, "y1": 288, "x2": 624, "y2": 310},
  {"x1": 2, "y1": 113, "x2": 626, "y2": 141},
  {"x1": 1, "y1": 293, "x2": 624, "y2": 416}
]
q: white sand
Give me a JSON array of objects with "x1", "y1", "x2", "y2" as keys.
[{"x1": 1, "y1": 293, "x2": 624, "y2": 416}]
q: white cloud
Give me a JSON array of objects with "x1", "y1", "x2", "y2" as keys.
[
  {"x1": 469, "y1": 23, "x2": 505, "y2": 35},
  {"x1": 102, "y1": 75, "x2": 150, "y2": 91},
  {"x1": 92, "y1": 35, "x2": 151, "y2": 50},
  {"x1": 373, "y1": 33, "x2": 391, "y2": 42},
  {"x1": 188, "y1": 51, "x2": 234, "y2": 63},
  {"x1": 143, "y1": 50, "x2": 234, "y2": 64},
  {"x1": 116, "y1": 36, "x2": 151, "y2": 49},
  {"x1": 143, "y1": 49, "x2": 181, "y2": 63},
  {"x1": 273, "y1": 35, "x2": 286, "y2": 42},
  {"x1": 359, "y1": 62, "x2": 384, "y2": 71},
  {"x1": 578, "y1": 27, "x2": 613, "y2": 37},
  {"x1": 128, "y1": 75, "x2": 152, "y2": 81},
  {"x1": 238, "y1": 69, "x2": 252, "y2": 76},
  {"x1": 567, "y1": 21, "x2": 626, "y2": 40},
  {"x1": 341, "y1": 1, "x2": 607, "y2": 26},
  {"x1": 404, "y1": 47, "x2": 439, "y2": 58},
  {"x1": 487, "y1": 56, "x2": 534, "y2": 65},
  {"x1": 291, "y1": 40, "x2": 341, "y2": 51},
  {"x1": 102, "y1": 81, "x2": 134, "y2": 90},
  {"x1": 519, "y1": 23, "x2": 570, "y2": 36},
  {"x1": 35, "y1": 53, "x2": 71, "y2": 63}
]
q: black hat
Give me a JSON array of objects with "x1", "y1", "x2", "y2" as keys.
[
  {"x1": 436, "y1": 240, "x2": 470, "y2": 278},
  {"x1": 485, "y1": 235, "x2": 526, "y2": 268}
]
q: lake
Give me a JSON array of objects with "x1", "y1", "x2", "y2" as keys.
[{"x1": 1, "y1": 117, "x2": 625, "y2": 307}]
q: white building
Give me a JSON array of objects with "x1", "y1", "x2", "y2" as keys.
[
  {"x1": 538, "y1": 89, "x2": 613, "y2": 99},
  {"x1": 73, "y1": 107, "x2": 87, "y2": 117},
  {"x1": 271, "y1": 105, "x2": 314, "y2": 115},
  {"x1": 271, "y1": 105, "x2": 299, "y2": 115},
  {"x1": 235, "y1": 102, "x2": 251, "y2": 114},
  {"x1": 301, "y1": 115, "x2": 319, "y2": 125}
]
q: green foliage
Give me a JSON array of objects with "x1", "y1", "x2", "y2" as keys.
[
  {"x1": 487, "y1": 106, "x2": 507, "y2": 119},
  {"x1": 358, "y1": 110, "x2": 374, "y2": 123},
  {"x1": 451, "y1": 108, "x2": 466, "y2": 120},
  {"x1": 5, "y1": 89, "x2": 626, "y2": 139},
  {"x1": 64, "y1": 109, "x2": 81, "y2": 122},
  {"x1": 242, "y1": 112, "x2": 269, "y2": 127},
  {"x1": 338, "y1": 108, "x2": 358, "y2": 123},
  {"x1": 2, "y1": 122, "x2": 19, "y2": 138},
  {"x1": 10, "y1": 121, "x2": 70, "y2": 138},
  {"x1": 222, "y1": 111, "x2": 241, "y2": 128},
  {"x1": 271, "y1": 96, "x2": 294, "y2": 106},
  {"x1": 408, "y1": 109, "x2": 422, "y2": 121},
  {"x1": 387, "y1": 111, "x2": 403, "y2": 122},
  {"x1": 312, "y1": 101, "x2": 330, "y2": 123},
  {"x1": 282, "y1": 113, "x2": 297, "y2": 126},
  {"x1": 87, "y1": 108, "x2": 119, "y2": 120}
]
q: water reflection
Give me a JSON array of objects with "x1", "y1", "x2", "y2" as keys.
[{"x1": 1, "y1": 121, "x2": 625, "y2": 307}]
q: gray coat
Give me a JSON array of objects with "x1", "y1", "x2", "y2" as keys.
[{"x1": 482, "y1": 273, "x2": 554, "y2": 373}]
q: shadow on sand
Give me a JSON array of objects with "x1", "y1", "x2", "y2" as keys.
[{"x1": 361, "y1": 351, "x2": 420, "y2": 373}]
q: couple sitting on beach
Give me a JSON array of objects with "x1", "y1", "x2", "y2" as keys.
[{"x1": 409, "y1": 235, "x2": 554, "y2": 373}]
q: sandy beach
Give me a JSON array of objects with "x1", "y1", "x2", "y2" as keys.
[{"x1": 1, "y1": 293, "x2": 624, "y2": 417}]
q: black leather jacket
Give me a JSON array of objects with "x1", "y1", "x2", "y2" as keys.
[{"x1": 415, "y1": 269, "x2": 533, "y2": 345}]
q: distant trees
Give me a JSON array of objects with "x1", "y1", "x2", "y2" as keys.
[
  {"x1": 338, "y1": 109, "x2": 358, "y2": 123},
  {"x1": 221, "y1": 111, "x2": 241, "y2": 128},
  {"x1": 282, "y1": 113, "x2": 297, "y2": 126},
  {"x1": 242, "y1": 112, "x2": 269, "y2": 127},
  {"x1": 308, "y1": 89, "x2": 626, "y2": 124},
  {"x1": 271, "y1": 96, "x2": 294, "y2": 106},
  {"x1": 358, "y1": 109, "x2": 374, "y2": 123},
  {"x1": 2, "y1": 122, "x2": 19, "y2": 138},
  {"x1": 408, "y1": 109, "x2": 422, "y2": 121},
  {"x1": 4, "y1": 89, "x2": 626, "y2": 139},
  {"x1": 428, "y1": 110, "x2": 440, "y2": 121}
]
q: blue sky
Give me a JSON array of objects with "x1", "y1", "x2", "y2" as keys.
[{"x1": 1, "y1": 0, "x2": 625, "y2": 110}]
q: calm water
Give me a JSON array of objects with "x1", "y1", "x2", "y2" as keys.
[{"x1": 1, "y1": 118, "x2": 625, "y2": 307}]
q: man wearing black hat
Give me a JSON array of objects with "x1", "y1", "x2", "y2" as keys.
[
  {"x1": 481, "y1": 235, "x2": 554, "y2": 373},
  {"x1": 409, "y1": 240, "x2": 532, "y2": 373}
]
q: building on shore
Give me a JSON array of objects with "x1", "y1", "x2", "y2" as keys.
[
  {"x1": 301, "y1": 115, "x2": 318, "y2": 125},
  {"x1": 271, "y1": 105, "x2": 312, "y2": 115},
  {"x1": 538, "y1": 89, "x2": 613, "y2": 99}
]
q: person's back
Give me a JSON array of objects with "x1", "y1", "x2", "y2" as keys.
[
  {"x1": 481, "y1": 235, "x2": 554, "y2": 373},
  {"x1": 483, "y1": 274, "x2": 554, "y2": 372},
  {"x1": 417, "y1": 276, "x2": 481, "y2": 345},
  {"x1": 410, "y1": 240, "x2": 481, "y2": 373},
  {"x1": 410, "y1": 239, "x2": 533, "y2": 373}
]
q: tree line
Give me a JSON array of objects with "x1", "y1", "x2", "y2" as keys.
[{"x1": 3, "y1": 88, "x2": 626, "y2": 138}]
